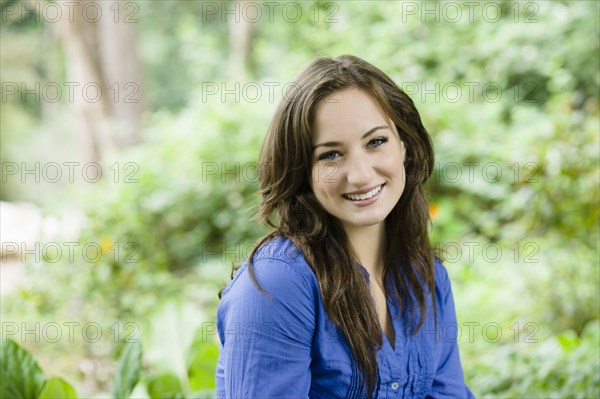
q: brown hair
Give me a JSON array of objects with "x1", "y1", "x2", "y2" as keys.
[{"x1": 226, "y1": 55, "x2": 436, "y2": 397}]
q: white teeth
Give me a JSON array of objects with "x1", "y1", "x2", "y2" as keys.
[{"x1": 345, "y1": 185, "x2": 382, "y2": 201}]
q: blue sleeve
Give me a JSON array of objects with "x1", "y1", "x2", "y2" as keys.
[
  {"x1": 216, "y1": 256, "x2": 316, "y2": 398},
  {"x1": 426, "y1": 261, "x2": 475, "y2": 399}
]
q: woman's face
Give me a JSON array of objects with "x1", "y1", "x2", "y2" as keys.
[{"x1": 310, "y1": 87, "x2": 406, "y2": 233}]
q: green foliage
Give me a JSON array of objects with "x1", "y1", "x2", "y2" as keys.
[
  {"x1": 0, "y1": 340, "x2": 78, "y2": 399},
  {"x1": 39, "y1": 376, "x2": 77, "y2": 399},
  {"x1": 65, "y1": 98, "x2": 269, "y2": 321},
  {"x1": 0, "y1": 335, "x2": 218, "y2": 399},
  {"x1": 145, "y1": 339, "x2": 221, "y2": 399},
  {"x1": 113, "y1": 342, "x2": 143, "y2": 399},
  {"x1": 137, "y1": 1, "x2": 229, "y2": 111},
  {"x1": 188, "y1": 329, "x2": 220, "y2": 391},
  {"x1": 0, "y1": 340, "x2": 46, "y2": 399},
  {"x1": 147, "y1": 373, "x2": 184, "y2": 399},
  {"x1": 467, "y1": 320, "x2": 600, "y2": 398}
]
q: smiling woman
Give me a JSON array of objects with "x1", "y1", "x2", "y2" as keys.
[{"x1": 216, "y1": 55, "x2": 474, "y2": 398}]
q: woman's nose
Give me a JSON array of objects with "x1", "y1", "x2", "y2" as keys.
[{"x1": 346, "y1": 155, "x2": 374, "y2": 186}]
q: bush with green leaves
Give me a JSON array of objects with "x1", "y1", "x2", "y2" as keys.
[
  {"x1": 76, "y1": 97, "x2": 270, "y2": 317},
  {"x1": 1, "y1": 331, "x2": 219, "y2": 399},
  {"x1": 1, "y1": 339, "x2": 139, "y2": 399},
  {"x1": 466, "y1": 320, "x2": 600, "y2": 398}
]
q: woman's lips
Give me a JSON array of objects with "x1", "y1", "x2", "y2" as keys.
[{"x1": 342, "y1": 184, "x2": 385, "y2": 204}]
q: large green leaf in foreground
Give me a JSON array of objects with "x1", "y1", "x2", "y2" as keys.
[
  {"x1": 0, "y1": 339, "x2": 46, "y2": 399},
  {"x1": 112, "y1": 341, "x2": 143, "y2": 399},
  {"x1": 39, "y1": 376, "x2": 77, "y2": 399}
]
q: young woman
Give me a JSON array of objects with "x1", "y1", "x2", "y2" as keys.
[{"x1": 216, "y1": 55, "x2": 474, "y2": 398}]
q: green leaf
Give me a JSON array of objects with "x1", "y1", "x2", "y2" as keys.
[
  {"x1": 187, "y1": 331, "x2": 219, "y2": 391},
  {"x1": 112, "y1": 341, "x2": 142, "y2": 399},
  {"x1": 39, "y1": 376, "x2": 77, "y2": 399},
  {"x1": 557, "y1": 331, "x2": 580, "y2": 352},
  {"x1": 147, "y1": 372, "x2": 184, "y2": 399},
  {"x1": 0, "y1": 339, "x2": 46, "y2": 399}
]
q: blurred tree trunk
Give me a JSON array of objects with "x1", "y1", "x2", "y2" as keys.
[
  {"x1": 38, "y1": 0, "x2": 145, "y2": 163},
  {"x1": 98, "y1": 0, "x2": 145, "y2": 148},
  {"x1": 228, "y1": 0, "x2": 255, "y2": 80}
]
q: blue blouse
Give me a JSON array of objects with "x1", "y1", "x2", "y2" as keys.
[{"x1": 216, "y1": 236, "x2": 475, "y2": 398}]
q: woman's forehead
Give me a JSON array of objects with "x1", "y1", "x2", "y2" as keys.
[{"x1": 312, "y1": 88, "x2": 393, "y2": 142}]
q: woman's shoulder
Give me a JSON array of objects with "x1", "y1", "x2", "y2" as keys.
[
  {"x1": 252, "y1": 235, "x2": 304, "y2": 263},
  {"x1": 221, "y1": 235, "x2": 318, "y2": 299},
  {"x1": 432, "y1": 257, "x2": 456, "y2": 302},
  {"x1": 433, "y1": 257, "x2": 450, "y2": 285}
]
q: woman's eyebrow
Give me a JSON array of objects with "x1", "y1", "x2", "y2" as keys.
[{"x1": 313, "y1": 125, "x2": 390, "y2": 150}]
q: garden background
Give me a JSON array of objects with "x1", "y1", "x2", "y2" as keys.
[{"x1": 1, "y1": 0, "x2": 599, "y2": 398}]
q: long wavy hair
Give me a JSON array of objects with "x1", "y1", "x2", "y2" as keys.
[{"x1": 224, "y1": 55, "x2": 436, "y2": 397}]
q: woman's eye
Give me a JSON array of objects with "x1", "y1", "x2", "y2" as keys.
[
  {"x1": 368, "y1": 137, "x2": 388, "y2": 148},
  {"x1": 318, "y1": 151, "x2": 340, "y2": 161}
]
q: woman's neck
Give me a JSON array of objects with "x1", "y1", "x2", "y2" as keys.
[{"x1": 344, "y1": 222, "x2": 386, "y2": 282}]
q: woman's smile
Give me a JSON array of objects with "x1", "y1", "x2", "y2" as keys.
[{"x1": 342, "y1": 183, "x2": 385, "y2": 205}]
